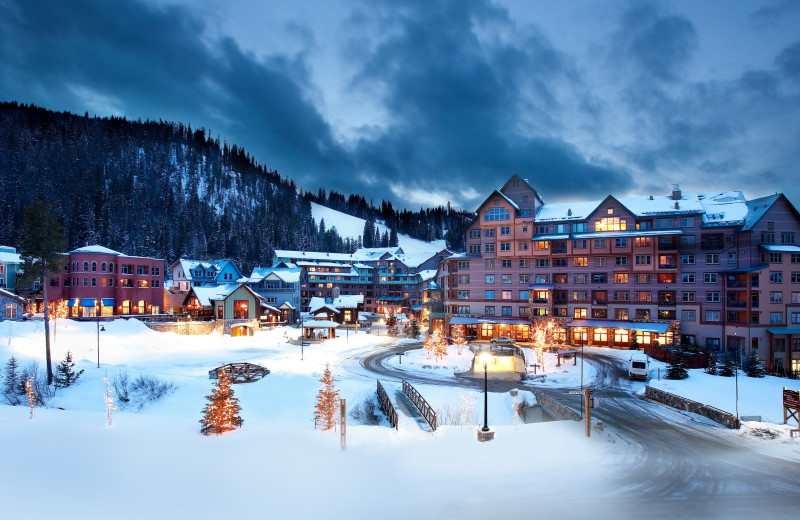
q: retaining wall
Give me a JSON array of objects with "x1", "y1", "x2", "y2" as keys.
[
  {"x1": 145, "y1": 321, "x2": 221, "y2": 335},
  {"x1": 530, "y1": 388, "x2": 581, "y2": 421},
  {"x1": 645, "y1": 386, "x2": 740, "y2": 429}
]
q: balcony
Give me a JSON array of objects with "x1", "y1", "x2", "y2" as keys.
[
  {"x1": 658, "y1": 263, "x2": 677, "y2": 270},
  {"x1": 658, "y1": 300, "x2": 676, "y2": 307},
  {"x1": 727, "y1": 301, "x2": 747, "y2": 308},
  {"x1": 531, "y1": 299, "x2": 550, "y2": 305},
  {"x1": 591, "y1": 299, "x2": 608, "y2": 306},
  {"x1": 553, "y1": 298, "x2": 568, "y2": 305}
]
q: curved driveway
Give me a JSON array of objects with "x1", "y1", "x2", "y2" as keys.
[{"x1": 349, "y1": 342, "x2": 800, "y2": 517}]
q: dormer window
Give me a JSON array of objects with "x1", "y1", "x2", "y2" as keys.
[{"x1": 607, "y1": 208, "x2": 614, "y2": 215}]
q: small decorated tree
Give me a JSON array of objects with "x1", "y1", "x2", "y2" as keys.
[
  {"x1": 200, "y1": 369, "x2": 243, "y2": 435},
  {"x1": 314, "y1": 365, "x2": 339, "y2": 431},
  {"x1": 451, "y1": 325, "x2": 466, "y2": 355},
  {"x1": 26, "y1": 377, "x2": 35, "y2": 419},
  {"x1": 423, "y1": 332, "x2": 435, "y2": 357},
  {"x1": 103, "y1": 376, "x2": 116, "y2": 426},
  {"x1": 432, "y1": 327, "x2": 448, "y2": 361},
  {"x1": 54, "y1": 351, "x2": 84, "y2": 388},
  {"x1": 409, "y1": 319, "x2": 421, "y2": 339}
]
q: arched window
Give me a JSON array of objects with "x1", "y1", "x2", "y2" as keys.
[
  {"x1": 109, "y1": 262, "x2": 114, "y2": 273},
  {"x1": 101, "y1": 262, "x2": 107, "y2": 272},
  {"x1": 83, "y1": 261, "x2": 89, "y2": 272},
  {"x1": 91, "y1": 261, "x2": 97, "y2": 272}
]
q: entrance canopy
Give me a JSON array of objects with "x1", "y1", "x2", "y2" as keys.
[{"x1": 567, "y1": 319, "x2": 670, "y2": 333}]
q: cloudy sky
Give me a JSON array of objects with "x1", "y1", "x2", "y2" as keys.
[{"x1": 1, "y1": 0, "x2": 799, "y2": 210}]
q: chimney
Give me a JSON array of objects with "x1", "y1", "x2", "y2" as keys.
[
  {"x1": 674, "y1": 201, "x2": 680, "y2": 209},
  {"x1": 333, "y1": 287, "x2": 340, "y2": 299},
  {"x1": 672, "y1": 183, "x2": 682, "y2": 200},
  {"x1": 649, "y1": 195, "x2": 654, "y2": 200},
  {"x1": 567, "y1": 208, "x2": 572, "y2": 216}
]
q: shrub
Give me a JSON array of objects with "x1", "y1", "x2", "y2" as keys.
[
  {"x1": 350, "y1": 395, "x2": 380, "y2": 425},
  {"x1": 115, "y1": 372, "x2": 176, "y2": 411}
]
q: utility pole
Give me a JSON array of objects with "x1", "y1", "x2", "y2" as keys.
[
  {"x1": 584, "y1": 387, "x2": 592, "y2": 437},
  {"x1": 340, "y1": 398, "x2": 346, "y2": 450}
]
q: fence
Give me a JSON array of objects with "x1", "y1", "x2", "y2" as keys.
[
  {"x1": 530, "y1": 388, "x2": 581, "y2": 421},
  {"x1": 402, "y1": 380, "x2": 438, "y2": 431},
  {"x1": 376, "y1": 380, "x2": 399, "y2": 430}
]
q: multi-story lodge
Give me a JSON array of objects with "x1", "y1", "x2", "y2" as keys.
[
  {"x1": 0, "y1": 245, "x2": 22, "y2": 290},
  {"x1": 437, "y1": 175, "x2": 800, "y2": 375},
  {"x1": 272, "y1": 246, "x2": 448, "y2": 316},
  {"x1": 168, "y1": 258, "x2": 243, "y2": 292},
  {"x1": 244, "y1": 266, "x2": 302, "y2": 323},
  {"x1": 47, "y1": 245, "x2": 164, "y2": 317}
]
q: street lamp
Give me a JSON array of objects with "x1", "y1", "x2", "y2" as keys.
[
  {"x1": 734, "y1": 332, "x2": 739, "y2": 420},
  {"x1": 479, "y1": 352, "x2": 492, "y2": 432},
  {"x1": 96, "y1": 318, "x2": 105, "y2": 368}
]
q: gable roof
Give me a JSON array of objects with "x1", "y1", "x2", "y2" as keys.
[
  {"x1": 499, "y1": 174, "x2": 545, "y2": 205},
  {"x1": 189, "y1": 283, "x2": 260, "y2": 306}
]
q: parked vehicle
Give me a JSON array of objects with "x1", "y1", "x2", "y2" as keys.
[
  {"x1": 490, "y1": 336, "x2": 515, "y2": 345},
  {"x1": 629, "y1": 353, "x2": 650, "y2": 381}
]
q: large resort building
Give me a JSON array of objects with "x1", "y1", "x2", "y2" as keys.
[{"x1": 434, "y1": 175, "x2": 800, "y2": 376}]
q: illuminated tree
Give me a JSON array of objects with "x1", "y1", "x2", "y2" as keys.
[
  {"x1": 423, "y1": 332, "x2": 434, "y2": 357},
  {"x1": 432, "y1": 328, "x2": 448, "y2": 361},
  {"x1": 531, "y1": 319, "x2": 557, "y2": 373},
  {"x1": 200, "y1": 369, "x2": 243, "y2": 435},
  {"x1": 451, "y1": 325, "x2": 466, "y2": 355},
  {"x1": 314, "y1": 365, "x2": 339, "y2": 431},
  {"x1": 409, "y1": 319, "x2": 421, "y2": 339},
  {"x1": 104, "y1": 376, "x2": 116, "y2": 426},
  {"x1": 26, "y1": 377, "x2": 35, "y2": 419}
]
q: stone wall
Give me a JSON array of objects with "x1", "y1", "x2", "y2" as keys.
[
  {"x1": 645, "y1": 386, "x2": 740, "y2": 429},
  {"x1": 144, "y1": 321, "x2": 221, "y2": 335},
  {"x1": 530, "y1": 388, "x2": 581, "y2": 421}
]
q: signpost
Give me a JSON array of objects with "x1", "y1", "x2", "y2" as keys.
[{"x1": 340, "y1": 398, "x2": 347, "y2": 450}]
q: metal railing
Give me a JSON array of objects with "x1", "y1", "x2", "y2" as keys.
[
  {"x1": 402, "y1": 380, "x2": 437, "y2": 431},
  {"x1": 376, "y1": 380, "x2": 398, "y2": 430}
]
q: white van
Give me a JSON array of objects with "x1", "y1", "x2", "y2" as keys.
[{"x1": 629, "y1": 353, "x2": 650, "y2": 381}]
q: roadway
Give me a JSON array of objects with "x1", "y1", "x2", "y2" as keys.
[{"x1": 349, "y1": 342, "x2": 800, "y2": 517}]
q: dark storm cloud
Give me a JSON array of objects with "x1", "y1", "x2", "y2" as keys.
[
  {"x1": 776, "y1": 41, "x2": 800, "y2": 81},
  {"x1": 750, "y1": 0, "x2": 800, "y2": 29},
  {"x1": 344, "y1": 0, "x2": 630, "y2": 206},
  {"x1": 0, "y1": 0, "x2": 353, "y2": 191}
]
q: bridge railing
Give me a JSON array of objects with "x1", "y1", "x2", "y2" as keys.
[
  {"x1": 376, "y1": 380, "x2": 399, "y2": 430},
  {"x1": 402, "y1": 379, "x2": 437, "y2": 431}
]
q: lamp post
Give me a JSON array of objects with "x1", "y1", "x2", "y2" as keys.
[
  {"x1": 96, "y1": 317, "x2": 105, "y2": 368},
  {"x1": 734, "y1": 332, "x2": 739, "y2": 420},
  {"x1": 479, "y1": 352, "x2": 491, "y2": 432}
]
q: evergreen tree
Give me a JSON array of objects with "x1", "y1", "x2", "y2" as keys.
[
  {"x1": 666, "y1": 347, "x2": 689, "y2": 380},
  {"x1": 451, "y1": 324, "x2": 467, "y2": 355},
  {"x1": 743, "y1": 352, "x2": 766, "y2": 378},
  {"x1": 432, "y1": 328, "x2": 448, "y2": 361},
  {"x1": 314, "y1": 365, "x2": 339, "y2": 431},
  {"x1": 423, "y1": 332, "x2": 434, "y2": 356},
  {"x1": 2, "y1": 356, "x2": 20, "y2": 405},
  {"x1": 703, "y1": 353, "x2": 718, "y2": 375},
  {"x1": 54, "y1": 351, "x2": 84, "y2": 388},
  {"x1": 16, "y1": 200, "x2": 67, "y2": 385},
  {"x1": 199, "y1": 369, "x2": 243, "y2": 435},
  {"x1": 362, "y1": 216, "x2": 376, "y2": 248},
  {"x1": 630, "y1": 334, "x2": 640, "y2": 351},
  {"x1": 718, "y1": 355, "x2": 736, "y2": 377},
  {"x1": 389, "y1": 227, "x2": 399, "y2": 247},
  {"x1": 409, "y1": 319, "x2": 421, "y2": 339}
]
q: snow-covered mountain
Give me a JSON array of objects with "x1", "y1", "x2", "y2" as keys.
[{"x1": 311, "y1": 202, "x2": 447, "y2": 254}]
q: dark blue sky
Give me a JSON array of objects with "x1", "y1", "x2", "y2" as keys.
[{"x1": 1, "y1": 0, "x2": 799, "y2": 210}]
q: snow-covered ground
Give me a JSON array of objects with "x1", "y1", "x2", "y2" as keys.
[
  {"x1": 311, "y1": 201, "x2": 447, "y2": 253},
  {"x1": 1, "y1": 320, "x2": 799, "y2": 519}
]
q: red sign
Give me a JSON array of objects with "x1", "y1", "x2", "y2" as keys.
[{"x1": 784, "y1": 388, "x2": 800, "y2": 409}]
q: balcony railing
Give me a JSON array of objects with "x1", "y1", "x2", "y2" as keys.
[
  {"x1": 726, "y1": 281, "x2": 748, "y2": 288},
  {"x1": 727, "y1": 301, "x2": 747, "y2": 308},
  {"x1": 658, "y1": 263, "x2": 677, "y2": 269}
]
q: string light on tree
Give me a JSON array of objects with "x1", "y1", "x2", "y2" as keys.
[
  {"x1": 199, "y1": 368, "x2": 243, "y2": 435},
  {"x1": 314, "y1": 365, "x2": 339, "y2": 431},
  {"x1": 26, "y1": 376, "x2": 35, "y2": 420},
  {"x1": 104, "y1": 376, "x2": 116, "y2": 426}
]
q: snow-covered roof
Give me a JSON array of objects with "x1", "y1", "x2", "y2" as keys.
[
  {"x1": 309, "y1": 294, "x2": 364, "y2": 312},
  {"x1": 274, "y1": 250, "x2": 354, "y2": 262},
  {"x1": 418, "y1": 270, "x2": 437, "y2": 282},
  {"x1": 248, "y1": 267, "x2": 302, "y2": 284},
  {"x1": 0, "y1": 287, "x2": 25, "y2": 302},
  {"x1": 69, "y1": 245, "x2": 125, "y2": 256},
  {"x1": 352, "y1": 247, "x2": 404, "y2": 260},
  {"x1": 0, "y1": 251, "x2": 22, "y2": 264},
  {"x1": 742, "y1": 194, "x2": 781, "y2": 230},
  {"x1": 190, "y1": 284, "x2": 248, "y2": 306},
  {"x1": 297, "y1": 261, "x2": 353, "y2": 268},
  {"x1": 301, "y1": 320, "x2": 340, "y2": 328}
]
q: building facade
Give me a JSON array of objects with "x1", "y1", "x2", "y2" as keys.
[
  {"x1": 0, "y1": 246, "x2": 22, "y2": 290},
  {"x1": 245, "y1": 266, "x2": 302, "y2": 323},
  {"x1": 47, "y1": 245, "x2": 164, "y2": 317},
  {"x1": 437, "y1": 175, "x2": 800, "y2": 375}
]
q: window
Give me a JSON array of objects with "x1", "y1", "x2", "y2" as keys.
[
  {"x1": 6, "y1": 303, "x2": 17, "y2": 319},
  {"x1": 793, "y1": 253, "x2": 800, "y2": 264},
  {"x1": 783, "y1": 232, "x2": 796, "y2": 245},
  {"x1": 706, "y1": 254, "x2": 719, "y2": 265},
  {"x1": 728, "y1": 253, "x2": 736, "y2": 264},
  {"x1": 614, "y1": 309, "x2": 629, "y2": 320},
  {"x1": 681, "y1": 235, "x2": 696, "y2": 247},
  {"x1": 458, "y1": 275, "x2": 470, "y2": 284},
  {"x1": 595, "y1": 217, "x2": 627, "y2": 231},
  {"x1": 634, "y1": 291, "x2": 651, "y2": 302},
  {"x1": 613, "y1": 291, "x2": 630, "y2": 301},
  {"x1": 535, "y1": 258, "x2": 550, "y2": 268},
  {"x1": 83, "y1": 277, "x2": 88, "y2": 287},
  {"x1": 682, "y1": 291, "x2": 696, "y2": 303},
  {"x1": 572, "y1": 223, "x2": 587, "y2": 232},
  {"x1": 469, "y1": 245, "x2": 481, "y2": 254},
  {"x1": 791, "y1": 312, "x2": 800, "y2": 325},
  {"x1": 485, "y1": 259, "x2": 495, "y2": 268},
  {"x1": 761, "y1": 231, "x2": 775, "y2": 244},
  {"x1": 519, "y1": 259, "x2": 529, "y2": 268},
  {"x1": 501, "y1": 290, "x2": 512, "y2": 300},
  {"x1": 91, "y1": 278, "x2": 97, "y2": 287},
  {"x1": 485, "y1": 275, "x2": 494, "y2": 284},
  {"x1": 554, "y1": 258, "x2": 567, "y2": 267},
  {"x1": 573, "y1": 290, "x2": 589, "y2": 301},
  {"x1": 91, "y1": 261, "x2": 97, "y2": 272},
  {"x1": 770, "y1": 252, "x2": 783, "y2": 264},
  {"x1": 594, "y1": 257, "x2": 607, "y2": 267},
  {"x1": 705, "y1": 310, "x2": 720, "y2": 322},
  {"x1": 635, "y1": 255, "x2": 651, "y2": 265},
  {"x1": 680, "y1": 216, "x2": 694, "y2": 227},
  {"x1": 682, "y1": 273, "x2": 695, "y2": 284},
  {"x1": 519, "y1": 274, "x2": 530, "y2": 284},
  {"x1": 500, "y1": 242, "x2": 511, "y2": 252},
  {"x1": 469, "y1": 229, "x2": 480, "y2": 239},
  {"x1": 592, "y1": 309, "x2": 608, "y2": 319},
  {"x1": 594, "y1": 239, "x2": 607, "y2": 248},
  {"x1": 457, "y1": 260, "x2": 470, "y2": 270},
  {"x1": 501, "y1": 259, "x2": 512, "y2": 268},
  {"x1": 574, "y1": 308, "x2": 587, "y2": 318},
  {"x1": 704, "y1": 273, "x2": 718, "y2": 284},
  {"x1": 82, "y1": 261, "x2": 89, "y2": 271},
  {"x1": 770, "y1": 312, "x2": 784, "y2": 324},
  {"x1": 616, "y1": 256, "x2": 628, "y2": 266},
  {"x1": 535, "y1": 274, "x2": 551, "y2": 283},
  {"x1": 500, "y1": 226, "x2": 510, "y2": 235},
  {"x1": 770, "y1": 292, "x2": 783, "y2": 304},
  {"x1": 635, "y1": 309, "x2": 650, "y2": 319},
  {"x1": 614, "y1": 273, "x2": 629, "y2": 284},
  {"x1": 485, "y1": 306, "x2": 496, "y2": 315},
  {"x1": 770, "y1": 272, "x2": 783, "y2": 283},
  {"x1": 656, "y1": 218, "x2": 674, "y2": 229},
  {"x1": 456, "y1": 306, "x2": 470, "y2": 314},
  {"x1": 573, "y1": 273, "x2": 589, "y2": 284},
  {"x1": 573, "y1": 239, "x2": 588, "y2": 249},
  {"x1": 458, "y1": 290, "x2": 470, "y2": 299},
  {"x1": 484, "y1": 208, "x2": 509, "y2": 221},
  {"x1": 574, "y1": 257, "x2": 589, "y2": 267},
  {"x1": 658, "y1": 255, "x2": 675, "y2": 268},
  {"x1": 520, "y1": 290, "x2": 529, "y2": 300},
  {"x1": 634, "y1": 274, "x2": 652, "y2": 284},
  {"x1": 634, "y1": 237, "x2": 652, "y2": 247},
  {"x1": 501, "y1": 274, "x2": 512, "y2": 284},
  {"x1": 681, "y1": 254, "x2": 695, "y2": 265},
  {"x1": 501, "y1": 306, "x2": 512, "y2": 316},
  {"x1": 485, "y1": 243, "x2": 495, "y2": 253},
  {"x1": 680, "y1": 310, "x2": 696, "y2": 321},
  {"x1": 518, "y1": 241, "x2": 529, "y2": 251},
  {"x1": 592, "y1": 273, "x2": 607, "y2": 284},
  {"x1": 792, "y1": 291, "x2": 800, "y2": 303},
  {"x1": 615, "y1": 238, "x2": 628, "y2": 247},
  {"x1": 706, "y1": 291, "x2": 720, "y2": 303},
  {"x1": 535, "y1": 225, "x2": 549, "y2": 234}
]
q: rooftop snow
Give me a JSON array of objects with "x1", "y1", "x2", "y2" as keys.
[{"x1": 69, "y1": 245, "x2": 125, "y2": 256}]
